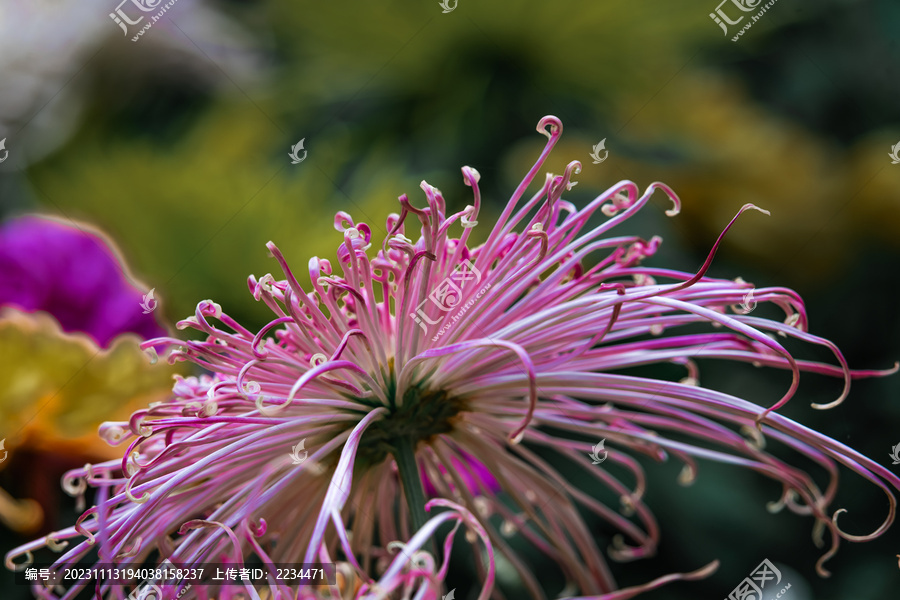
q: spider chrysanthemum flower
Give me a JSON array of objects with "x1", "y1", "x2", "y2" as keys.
[{"x1": 7, "y1": 116, "x2": 899, "y2": 600}]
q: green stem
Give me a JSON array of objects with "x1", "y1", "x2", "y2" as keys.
[{"x1": 393, "y1": 436, "x2": 429, "y2": 534}]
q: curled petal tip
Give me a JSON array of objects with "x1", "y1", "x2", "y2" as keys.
[
  {"x1": 334, "y1": 212, "x2": 355, "y2": 232},
  {"x1": 45, "y1": 536, "x2": 68, "y2": 553},
  {"x1": 144, "y1": 347, "x2": 158, "y2": 364},
  {"x1": 126, "y1": 483, "x2": 150, "y2": 505},
  {"x1": 810, "y1": 396, "x2": 846, "y2": 411},
  {"x1": 5, "y1": 550, "x2": 34, "y2": 571},
  {"x1": 831, "y1": 507, "x2": 846, "y2": 525},
  {"x1": 646, "y1": 182, "x2": 681, "y2": 216},
  {"x1": 566, "y1": 160, "x2": 582, "y2": 176},
  {"x1": 537, "y1": 115, "x2": 563, "y2": 139},
  {"x1": 815, "y1": 557, "x2": 833, "y2": 578},
  {"x1": 830, "y1": 507, "x2": 886, "y2": 542},
  {"x1": 198, "y1": 300, "x2": 223, "y2": 318},
  {"x1": 740, "y1": 203, "x2": 771, "y2": 216},
  {"x1": 462, "y1": 166, "x2": 481, "y2": 184},
  {"x1": 99, "y1": 423, "x2": 129, "y2": 446},
  {"x1": 176, "y1": 317, "x2": 199, "y2": 330}
]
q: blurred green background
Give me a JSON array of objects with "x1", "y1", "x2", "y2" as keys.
[{"x1": 1, "y1": 0, "x2": 899, "y2": 598}]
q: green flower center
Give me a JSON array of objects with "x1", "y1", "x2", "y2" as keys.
[{"x1": 354, "y1": 385, "x2": 469, "y2": 470}]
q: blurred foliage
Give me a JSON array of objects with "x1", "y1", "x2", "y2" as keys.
[
  {"x1": 13, "y1": 0, "x2": 900, "y2": 325},
  {"x1": 19, "y1": 0, "x2": 722, "y2": 327},
  {"x1": 29, "y1": 104, "x2": 416, "y2": 328}
]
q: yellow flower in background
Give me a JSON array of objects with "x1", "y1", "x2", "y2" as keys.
[
  {"x1": 0, "y1": 308, "x2": 177, "y2": 457},
  {"x1": 0, "y1": 309, "x2": 181, "y2": 533}
]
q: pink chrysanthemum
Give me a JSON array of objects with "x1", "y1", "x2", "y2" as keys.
[{"x1": 7, "y1": 116, "x2": 899, "y2": 600}]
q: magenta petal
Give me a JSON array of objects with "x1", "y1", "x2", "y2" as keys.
[{"x1": 0, "y1": 215, "x2": 166, "y2": 346}]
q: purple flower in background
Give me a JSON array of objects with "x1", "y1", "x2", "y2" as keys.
[
  {"x1": 7, "y1": 117, "x2": 899, "y2": 600},
  {"x1": 0, "y1": 215, "x2": 166, "y2": 346}
]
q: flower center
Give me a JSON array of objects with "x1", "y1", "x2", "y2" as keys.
[{"x1": 353, "y1": 385, "x2": 469, "y2": 470}]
